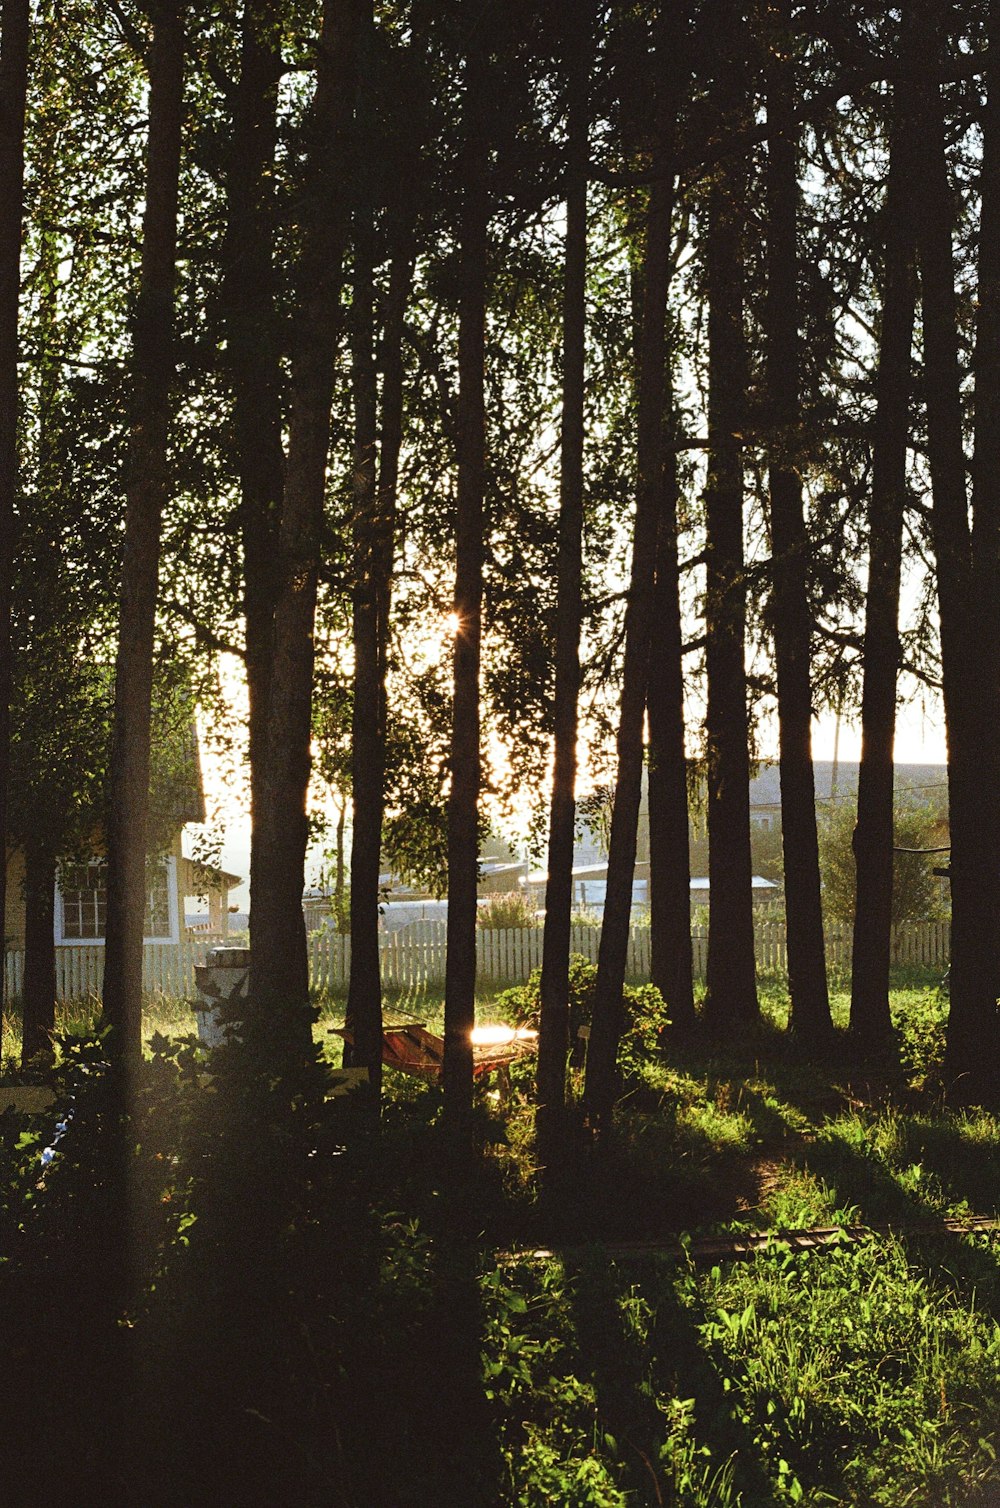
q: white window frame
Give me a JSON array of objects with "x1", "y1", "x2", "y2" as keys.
[{"x1": 54, "y1": 854, "x2": 180, "y2": 946}]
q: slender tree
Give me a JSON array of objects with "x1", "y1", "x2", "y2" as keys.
[
  {"x1": 103, "y1": 0, "x2": 186, "y2": 1061},
  {"x1": 969, "y1": 0, "x2": 1000, "y2": 1051},
  {"x1": 20, "y1": 838, "x2": 55, "y2": 1063},
  {"x1": 344, "y1": 9, "x2": 424, "y2": 1096},
  {"x1": 849, "y1": 49, "x2": 919, "y2": 1054},
  {"x1": 344, "y1": 10, "x2": 380, "y2": 1092},
  {"x1": 222, "y1": 0, "x2": 285, "y2": 930},
  {"x1": 345, "y1": 210, "x2": 416, "y2": 1086},
  {"x1": 763, "y1": 0, "x2": 831, "y2": 1045},
  {"x1": 701, "y1": 4, "x2": 758, "y2": 1031},
  {"x1": 647, "y1": 408, "x2": 695, "y2": 1031},
  {"x1": 915, "y1": 3, "x2": 1000, "y2": 1100},
  {"x1": 250, "y1": 0, "x2": 361, "y2": 1049},
  {"x1": 442, "y1": 31, "x2": 489, "y2": 1130},
  {"x1": 585, "y1": 6, "x2": 683, "y2": 1130},
  {"x1": 0, "y1": 0, "x2": 29, "y2": 1012},
  {"x1": 535, "y1": 0, "x2": 590, "y2": 1164}
]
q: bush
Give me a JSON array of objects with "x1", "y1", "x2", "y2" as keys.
[
  {"x1": 494, "y1": 957, "x2": 670, "y2": 1075},
  {"x1": 819, "y1": 799, "x2": 948, "y2": 926},
  {"x1": 477, "y1": 891, "x2": 538, "y2": 930}
]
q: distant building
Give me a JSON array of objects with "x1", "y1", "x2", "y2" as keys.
[{"x1": 4, "y1": 725, "x2": 242, "y2": 954}]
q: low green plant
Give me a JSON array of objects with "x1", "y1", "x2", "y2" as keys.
[
  {"x1": 477, "y1": 890, "x2": 539, "y2": 930},
  {"x1": 494, "y1": 957, "x2": 670, "y2": 1078},
  {"x1": 685, "y1": 1237, "x2": 1000, "y2": 1505}
]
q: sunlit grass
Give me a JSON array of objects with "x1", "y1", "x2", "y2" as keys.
[{"x1": 4, "y1": 966, "x2": 1000, "y2": 1504}]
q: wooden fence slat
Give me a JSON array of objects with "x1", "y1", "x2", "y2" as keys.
[{"x1": 1, "y1": 916, "x2": 952, "y2": 1009}]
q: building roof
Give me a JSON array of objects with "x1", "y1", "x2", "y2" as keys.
[
  {"x1": 747, "y1": 760, "x2": 947, "y2": 808},
  {"x1": 526, "y1": 865, "x2": 777, "y2": 891},
  {"x1": 180, "y1": 855, "x2": 242, "y2": 892}
]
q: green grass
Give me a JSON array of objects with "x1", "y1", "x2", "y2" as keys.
[{"x1": 2, "y1": 972, "x2": 999, "y2": 1504}]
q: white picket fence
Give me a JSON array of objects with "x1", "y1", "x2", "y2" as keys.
[
  {"x1": 306, "y1": 918, "x2": 950, "y2": 991},
  {"x1": 755, "y1": 919, "x2": 953, "y2": 976},
  {"x1": 2, "y1": 918, "x2": 951, "y2": 1003},
  {"x1": 4, "y1": 937, "x2": 213, "y2": 1004}
]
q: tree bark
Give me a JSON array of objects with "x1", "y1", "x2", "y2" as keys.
[
  {"x1": 849, "y1": 63, "x2": 918, "y2": 1053},
  {"x1": 223, "y1": 0, "x2": 285, "y2": 934},
  {"x1": 584, "y1": 11, "x2": 680, "y2": 1131},
  {"x1": 346, "y1": 211, "x2": 414, "y2": 1089},
  {"x1": 249, "y1": 0, "x2": 360, "y2": 1050},
  {"x1": 965, "y1": 0, "x2": 1000, "y2": 1090},
  {"x1": 535, "y1": 0, "x2": 589, "y2": 1166},
  {"x1": 103, "y1": 1, "x2": 185, "y2": 1061},
  {"x1": 647, "y1": 413, "x2": 695, "y2": 1031},
  {"x1": 701, "y1": 9, "x2": 758, "y2": 1031},
  {"x1": 914, "y1": 10, "x2": 1000, "y2": 1099},
  {"x1": 20, "y1": 839, "x2": 55, "y2": 1066},
  {"x1": 334, "y1": 799, "x2": 346, "y2": 931},
  {"x1": 0, "y1": 0, "x2": 29, "y2": 1017},
  {"x1": 442, "y1": 40, "x2": 488, "y2": 1131},
  {"x1": 345, "y1": 4, "x2": 388, "y2": 1092},
  {"x1": 764, "y1": 0, "x2": 831, "y2": 1045}
]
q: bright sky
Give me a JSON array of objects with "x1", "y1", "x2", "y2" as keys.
[
  {"x1": 810, "y1": 697, "x2": 948, "y2": 766},
  {"x1": 190, "y1": 684, "x2": 949, "y2": 916}
]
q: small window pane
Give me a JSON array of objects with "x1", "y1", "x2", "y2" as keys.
[{"x1": 59, "y1": 857, "x2": 174, "y2": 942}]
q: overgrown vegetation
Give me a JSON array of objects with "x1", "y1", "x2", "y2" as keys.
[
  {"x1": 477, "y1": 891, "x2": 539, "y2": 931},
  {"x1": 1, "y1": 975, "x2": 998, "y2": 1505}
]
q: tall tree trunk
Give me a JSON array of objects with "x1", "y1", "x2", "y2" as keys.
[
  {"x1": 442, "y1": 41, "x2": 488, "y2": 1131},
  {"x1": 764, "y1": 0, "x2": 830, "y2": 1045},
  {"x1": 345, "y1": 12, "x2": 383, "y2": 1089},
  {"x1": 346, "y1": 208, "x2": 415, "y2": 1089},
  {"x1": 535, "y1": 0, "x2": 589, "y2": 1166},
  {"x1": 701, "y1": 10, "x2": 758, "y2": 1031},
  {"x1": 849, "y1": 65, "x2": 918, "y2": 1053},
  {"x1": 0, "y1": 0, "x2": 29, "y2": 1017},
  {"x1": 223, "y1": 0, "x2": 285, "y2": 932},
  {"x1": 915, "y1": 15, "x2": 1000, "y2": 1100},
  {"x1": 584, "y1": 13, "x2": 680, "y2": 1131},
  {"x1": 20, "y1": 839, "x2": 55, "y2": 1066},
  {"x1": 249, "y1": 0, "x2": 360, "y2": 1050},
  {"x1": 334, "y1": 799, "x2": 346, "y2": 931},
  {"x1": 647, "y1": 411, "x2": 695, "y2": 1031},
  {"x1": 103, "y1": 2, "x2": 185, "y2": 1061},
  {"x1": 967, "y1": 0, "x2": 1000, "y2": 1084}
]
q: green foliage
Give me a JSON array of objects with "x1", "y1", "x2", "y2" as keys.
[
  {"x1": 569, "y1": 906, "x2": 603, "y2": 928},
  {"x1": 495, "y1": 957, "x2": 670, "y2": 1085},
  {"x1": 819, "y1": 800, "x2": 949, "y2": 927},
  {"x1": 750, "y1": 820, "x2": 786, "y2": 884},
  {"x1": 477, "y1": 890, "x2": 538, "y2": 930},
  {"x1": 689, "y1": 1238, "x2": 1000, "y2": 1505}
]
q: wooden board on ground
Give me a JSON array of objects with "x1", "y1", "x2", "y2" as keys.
[{"x1": 0, "y1": 1085, "x2": 57, "y2": 1114}]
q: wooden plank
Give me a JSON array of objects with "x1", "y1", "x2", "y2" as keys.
[
  {"x1": 504, "y1": 1215, "x2": 1000, "y2": 1267},
  {"x1": 0, "y1": 1085, "x2": 57, "y2": 1113}
]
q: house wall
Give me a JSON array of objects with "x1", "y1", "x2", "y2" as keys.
[
  {"x1": 4, "y1": 847, "x2": 25, "y2": 947},
  {"x1": 3, "y1": 830, "x2": 186, "y2": 948}
]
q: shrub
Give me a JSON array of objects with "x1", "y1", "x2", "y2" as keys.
[
  {"x1": 477, "y1": 891, "x2": 538, "y2": 930},
  {"x1": 819, "y1": 799, "x2": 948, "y2": 926},
  {"x1": 494, "y1": 957, "x2": 669, "y2": 1075}
]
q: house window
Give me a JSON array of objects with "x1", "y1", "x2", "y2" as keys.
[
  {"x1": 59, "y1": 860, "x2": 107, "y2": 939},
  {"x1": 56, "y1": 855, "x2": 178, "y2": 944}
]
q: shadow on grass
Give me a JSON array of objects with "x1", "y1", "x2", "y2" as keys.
[
  {"x1": 777, "y1": 1117, "x2": 1000, "y2": 1338},
  {"x1": 563, "y1": 1252, "x2": 782, "y2": 1506},
  {"x1": 893, "y1": 1113, "x2": 1000, "y2": 1217}
]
